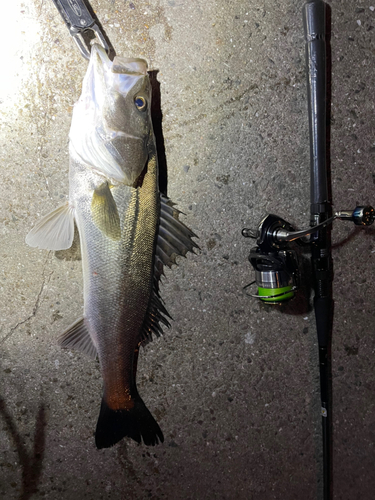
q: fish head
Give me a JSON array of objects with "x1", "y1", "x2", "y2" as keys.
[{"x1": 70, "y1": 44, "x2": 153, "y2": 185}]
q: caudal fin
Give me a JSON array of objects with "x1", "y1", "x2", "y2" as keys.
[{"x1": 95, "y1": 396, "x2": 164, "y2": 449}]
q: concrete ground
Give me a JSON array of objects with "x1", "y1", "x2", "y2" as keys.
[{"x1": 1, "y1": 0, "x2": 374, "y2": 499}]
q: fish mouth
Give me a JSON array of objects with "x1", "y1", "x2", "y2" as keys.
[
  {"x1": 89, "y1": 44, "x2": 150, "y2": 106},
  {"x1": 91, "y1": 44, "x2": 147, "y2": 84}
]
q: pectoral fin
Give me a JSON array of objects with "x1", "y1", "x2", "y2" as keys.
[
  {"x1": 91, "y1": 182, "x2": 121, "y2": 240},
  {"x1": 25, "y1": 202, "x2": 75, "y2": 250}
]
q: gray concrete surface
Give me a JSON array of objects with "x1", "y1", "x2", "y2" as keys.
[{"x1": 0, "y1": 0, "x2": 374, "y2": 499}]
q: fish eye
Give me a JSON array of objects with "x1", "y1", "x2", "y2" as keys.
[{"x1": 134, "y1": 96, "x2": 147, "y2": 111}]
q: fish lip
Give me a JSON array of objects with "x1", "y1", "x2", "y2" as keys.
[
  {"x1": 89, "y1": 44, "x2": 112, "y2": 97},
  {"x1": 91, "y1": 43, "x2": 112, "y2": 70},
  {"x1": 90, "y1": 44, "x2": 148, "y2": 97},
  {"x1": 90, "y1": 44, "x2": 148, "y2": 77},
  {"x1": 112, "y1": 56, "x2": 148, "y2": 76}
]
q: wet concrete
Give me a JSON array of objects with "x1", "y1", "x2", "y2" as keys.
[{"x1": 1, "y1": 0, "x2": 375, "y2": 499}]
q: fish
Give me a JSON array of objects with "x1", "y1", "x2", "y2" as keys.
[{"x1": 26, "y1": 44, "x2": 198, "y2": 448}]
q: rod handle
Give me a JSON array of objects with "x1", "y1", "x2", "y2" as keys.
[{"x1": 303, "y1": 0, "x2": 328, "y2": 212}]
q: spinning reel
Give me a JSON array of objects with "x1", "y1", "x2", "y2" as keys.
[{"x1": 242, "y1": 206, "x2": 374, "y2": 304}]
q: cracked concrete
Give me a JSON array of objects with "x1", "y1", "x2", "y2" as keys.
[
  {"x1": 1, "y1": 257, "x2": 53, "y2": 346},
  {"x1": 1, "y1": 0, "x2": 375, "y2": 499}
]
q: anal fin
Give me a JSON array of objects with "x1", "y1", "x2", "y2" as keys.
[{"x1": 58, "y1": 318, "x2": 97, "y2": 359}]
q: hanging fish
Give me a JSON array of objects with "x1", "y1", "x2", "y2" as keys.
[{"x1": 26, "y1": 44, "x2": 198, "y2": 448}]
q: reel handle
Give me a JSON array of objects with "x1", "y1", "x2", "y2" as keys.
[
  {"x1": 243, "y1": 206, "x2": 374, "y2": 246},
  {"x1": 276, "y1": 206, "x2": 374, "y2": 243}
]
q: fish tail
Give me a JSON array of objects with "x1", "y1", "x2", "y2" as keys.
[{"x1": 95, "y1": 396, "x2": 164, "y2": 449}]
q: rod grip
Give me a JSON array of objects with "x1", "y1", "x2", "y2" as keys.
[{"x1": 303, "y1": 1, "x2": 327, "y2": 212}]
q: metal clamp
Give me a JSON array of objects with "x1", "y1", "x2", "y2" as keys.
[{"x1": 51, "y1": 0, "x2": 109, "y2": 59}]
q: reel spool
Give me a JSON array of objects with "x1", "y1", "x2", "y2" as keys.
[
  {"x1": 246, "y1": 248, "x2": 299, "y2": 303},
  {"x1": 242, "y1": 214, "x2": 300, "y2": 304}
]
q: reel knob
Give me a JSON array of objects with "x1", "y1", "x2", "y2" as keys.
[
  {"x1": 352, "y1": 206, "x2": 374, "y2": 226},
  {"x1": 335, "y1": 206, "x2": 374, "y2": 226}
]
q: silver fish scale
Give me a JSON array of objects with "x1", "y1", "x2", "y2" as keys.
[{"x1": 69, "y1": 147, "x2": 159, "y2": 400}]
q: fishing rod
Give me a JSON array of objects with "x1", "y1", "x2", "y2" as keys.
[{"x1": 242, "y1": 1, "x2": 374, "y2": 499}]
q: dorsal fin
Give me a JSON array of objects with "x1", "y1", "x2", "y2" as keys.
[
  {"x1": 138, "y1": 290, "x2": 172, "y2": 345},
  {"x1": 154, "y1": 195, "x2": 199, "y2": 282},
  {"x1": 139, "y1": 195, "x2": 199, "y2": 345}
]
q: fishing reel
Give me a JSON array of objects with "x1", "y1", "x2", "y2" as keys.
[{"x1": 243, "y1": 206, "x2": 374, "y2": 304}]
